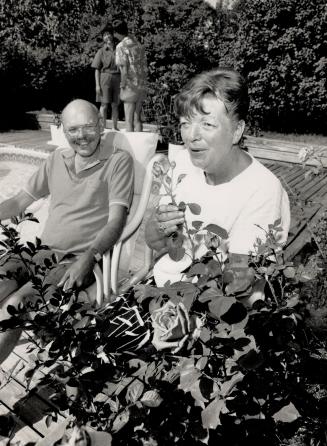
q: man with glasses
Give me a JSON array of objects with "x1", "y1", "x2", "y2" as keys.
[{"x1": 0, "y1": 99, "x2": 134, "y2": 363}]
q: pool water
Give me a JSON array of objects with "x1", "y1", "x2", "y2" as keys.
[
  {"x1": 0, "y1": 161, "x2": 38, "y2": 202},
  {"x1": 0, "y1": 159, "x2": 48, "y2": 241}
]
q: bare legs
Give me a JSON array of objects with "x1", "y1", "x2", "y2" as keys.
[
  {"x1": 0, "y1": 281, "x2": 36, "y2": 364},
  {"x1": 99, "y1": 103, "x2": 108, "y2": 127},
  {"x1": 123, "y1": 100, "x2": 143, "y2": 132},
  {"x1": 111, "y1": 103, "x2": 119, "y2": 131},
  {"x1": 100, "y1": 103, "x2": 120, "y2": 131},
  {"x1": 134, "y1": 100, "x2": 143, "y2": 132},
  {"x1": 124, "y1": 101, "x2": 135, "y2": 132}
]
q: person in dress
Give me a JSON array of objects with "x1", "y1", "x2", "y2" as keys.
[{"x1": 113, "y1": 20, "x2": 147, "y2": 132}]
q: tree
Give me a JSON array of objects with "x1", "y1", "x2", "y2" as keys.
[
  {"x1": 139, "y1": 0, "x2": 236, "y2": 142},
  {"x1": 233, "y1": 0, "x2": 327, "y2": 134}
]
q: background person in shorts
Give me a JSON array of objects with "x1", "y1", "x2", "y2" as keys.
[
  {"x1": 91, "y1": 29, "x2": 120, "y2": 131},
  {"x1": 113, "y1": 20, "x2": 147, "y2": 132}
]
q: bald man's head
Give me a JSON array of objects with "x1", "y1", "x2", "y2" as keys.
[
  {"x1": 62, "y1": 99, "x2": 103, "y2": 158},
  {"x1": 61, "y1": 99, "x2": 99, "y2": 127}
]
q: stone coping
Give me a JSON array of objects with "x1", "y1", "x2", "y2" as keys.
[
  {"x1": 0, "y1": 145, "x2": 48, "y2": 165},
  {"x1": 26, "y1": 111, "x2": 158, "y2": 132}
]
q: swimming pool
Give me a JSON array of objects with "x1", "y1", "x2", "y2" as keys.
[
  {"x1": 0, "y1": 146, "x2": 49, "y2": 240},
  {"x1": 0, "y1": 160, "x2": 38, "y2": 201},
  {"x1": 0, "y1": 146, "x2": 47, "y2": 197}
]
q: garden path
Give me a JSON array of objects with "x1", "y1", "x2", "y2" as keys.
[{"x1": 0, "y1": 129, "x2": 327, "y2": 443}]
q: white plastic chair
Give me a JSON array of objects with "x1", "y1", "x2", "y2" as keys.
[
  {"x1": 94, "y1": 131, "x2": 166, "y2": 303},
  {"x1": 18, "y1": 131, "x2": 164, "y2": 306}
]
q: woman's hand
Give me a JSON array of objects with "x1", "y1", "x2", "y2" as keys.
[
  {"x1": 155, "y1": 204, "x2": 184, "y2": 237},
  {"x1": 145, "y1": 204, "x2": 185, "y2": 252}
]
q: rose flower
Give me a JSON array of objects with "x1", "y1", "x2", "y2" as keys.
[{"x1": 151, "y1": 301, "x2": 202, "y2": 353}]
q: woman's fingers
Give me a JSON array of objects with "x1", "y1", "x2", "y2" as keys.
[
  {"x1": 156, "y1": 204, "x2": 184, "y2": 223},
  {"x1": 164, "y1": 226, "x2": 180, "y2": 236},
  {"x1": 157, "y1": 219, "x2": 182, "y2": 233},
  {"x1": 154, "y1": 204, "x2": 184, "y2": 237},
  {"x1": 157, "y1": 204, "x2": 179, "y2": 213}
]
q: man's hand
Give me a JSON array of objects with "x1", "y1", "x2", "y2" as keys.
[
  {"x1": 57, "y1": 252, "x2": 95, "y2": 292},
  {"x1": 96, "y1": 86, "x2": 102, "y2": 96}
]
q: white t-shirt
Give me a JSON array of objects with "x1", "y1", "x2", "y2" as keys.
[{"x1": 154, "y1": 149, "x2": 290, "y2": 286}]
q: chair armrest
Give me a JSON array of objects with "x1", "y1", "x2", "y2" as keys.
[
  {"x1": 118, "y1": 153, "x2": 167, "y2": 242},
  {"x1": 118, "y1": 244, "x2": 153, "y2": 294},
  {"x1": 103, "y1": 251, "x2": 111, "y2": 301},
  {"x1": 110, "y1": 153, "x2": 168, "y2": 295},
  {"x1": 93, "y1": 262, "x2": 104, "y2": 306}
]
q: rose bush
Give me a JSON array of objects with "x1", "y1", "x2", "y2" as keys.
[{"x1": 1, "y1": 163, "x2": 327, "y2": 445}]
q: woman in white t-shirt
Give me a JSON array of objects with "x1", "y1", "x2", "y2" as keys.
[{"x1": 145, "y1": 68, "x2": 290, "y2": 287}]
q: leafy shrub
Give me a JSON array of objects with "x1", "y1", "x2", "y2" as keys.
[
  {"x1": 0, "y1": 0, "x2": 121, "y2": 121},
  {"x1": 0, "y1": 0, "x2": 236, "y2": 134},
  {"x1": 140, "y1": 0, "x2": 236, "y2": 143},
  {"x1": 1, "y1": 0, "x2": 326, "y2": 136},
  {"x1": 233, "y1": 0, "x2": 327, "y2": 134},
  {"x1": 1, "y1": 167, "x2": 327, "y2": 445}
]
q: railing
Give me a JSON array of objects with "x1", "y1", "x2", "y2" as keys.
[{"x1": 244, "y1": 135, "x2": 327, "y2": 167}]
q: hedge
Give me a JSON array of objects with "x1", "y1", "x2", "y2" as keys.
[
  {"x1": 0, "y1": 0, "x2": 326, "y2": 135},
  {"x1": 233, "y1": 0, "x2": 327, "y2": 134}
]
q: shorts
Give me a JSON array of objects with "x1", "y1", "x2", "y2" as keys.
[{"x1": 97, "y1": 72, "x2": 120, "y2": 104}]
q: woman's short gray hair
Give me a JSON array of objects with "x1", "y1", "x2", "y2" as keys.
[{"x1": 174, "y1": 68, "x2": 249, "y2": 123}]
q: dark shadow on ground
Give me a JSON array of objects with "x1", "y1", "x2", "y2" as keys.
[{"x1": 0, "y1": 109, "x2": 40, "y2": 132}]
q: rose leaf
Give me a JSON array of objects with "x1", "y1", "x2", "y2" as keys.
[
  {"x1": 204, "y1": 224, "x2": 228, "y2": 239},
  {"x1": 238, "y1": 349, "x2": 264, "y2": 370},
  {"x1": 272, "y1": 402, "x2": 300, "y2": 423},
  {"x1": 187, "y1": 203, "x2": 201, "y2": 215},
  {"x1": 201, "y1": 397, "x2": 224, "y2": 429},
  {"x1": 168, "y1": 246, "x2": 185, "y2": 261},
  {"x1": 112, "y1": 409, "x2": 130, "y2": 433},
  {"x1": 126, "y1": 380, "x2": 144, "y2": 404},
  {"x1": 220, "y1": 302, "x2": 248, "y2": 325}
]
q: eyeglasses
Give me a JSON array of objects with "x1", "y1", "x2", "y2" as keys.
[{"x1": 65, "y1": 119, "x2": 100, "y2": 138}]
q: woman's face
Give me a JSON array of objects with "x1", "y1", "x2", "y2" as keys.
[
  {"x1": 103, "y1": 33, "x2": 113, "y2": 47},
  {"x1": 180, "y1": 94, "x2": 238, "y2": 178}
]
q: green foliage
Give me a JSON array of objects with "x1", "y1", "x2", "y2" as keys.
[
  {"x1": 233, "y1": 0, "x2": 327, "y2": 134},
  {"x1": 1, "y1": 170, "x2": 327, "y2": 445},
  {"x1": 0, "y1": 0, "x2": 236, "y2": 134},
  {"x1": 0, "y1": 0, "x2": 142, "y2": 120},
  {"x1": 141, "y1": 0, "x2": 236, "y2": 143},
  {"x1": 1, "y1": 0, "x2": 326, "y2": 135}
]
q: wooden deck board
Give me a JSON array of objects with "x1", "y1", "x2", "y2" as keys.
[
  {"x1": 278, "y1": 168, "x2": 307, "y2": 186},
  {"x1": 0, "y1": 335, "x2": 67, "y2": 442},
  {"x1": 0, "y1": 402, "x2": 42, "y2": 444},
  {"x1": 301, "y1": 177, "x2": 327, "y2": 201}
]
